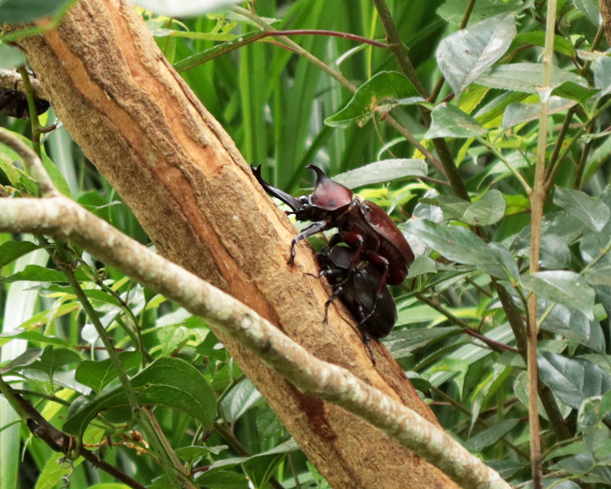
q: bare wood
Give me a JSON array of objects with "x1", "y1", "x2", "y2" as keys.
[{"x1": 14, "y1": 1, "x2": 458, "y2": 487}]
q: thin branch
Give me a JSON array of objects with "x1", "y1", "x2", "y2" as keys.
[
  {"x1": 0, "y1": 378, "x2": 146, "y2": 489},
  {"x1": 415, "y1": 293, "x2": 519, "y2": 353},
  {"x1": 528, "y1": 1, "x2": 558, "y2": 485},
  {"x1": 0, "y1": 68, "x2": 46, "y2": 98},
  {"x1": 371, "y1": 0, "x2": 470, "y2": 200}
]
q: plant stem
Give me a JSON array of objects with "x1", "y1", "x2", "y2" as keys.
[{"x1": 528, "y1": 1, "x2": 558, "y2": 486}]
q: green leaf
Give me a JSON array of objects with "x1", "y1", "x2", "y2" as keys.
[
  {"x1": 331, "y1": 159, "x2": 427, "y2": 189},
  {"x1": 64, "y1": 357, "x2": 217, "y2": 438},
  {"x1": 0, "y1": 131, "x2": 71, "y2": 197},
  {"x1": 405, "y1": 220, "x2": 515, "y2": 280},
  {"x1": 463, "y1": 418, "x2": 520, "y2": 452},
  {"x1": 0, "y1": 241, "x2": 41, "y2": 268},
  {"x1": 502, "y1": 97, "x2": 575, "y2": 130},
  {"x1": 594, "y1": 56, "x2": 611, "y2": 100},
  {"x1": 242, "y1": 439, "x2": 299, "y2": 489},
  {"x1": 0, "y1": 348, "x2": 42, "y2": 374},
  {"x1": 540, "y1": 305, "x2": 605, "y2": 353},
  {"x1": 584, "y1": 257, "x2": 611, "y2": 287},
  {"x1": 383, "y1": 327, "x2": 462, "y2": 358},
  {"x1": 436, "y1": 13, "x2": 517, "y2": 96},
  {"x1": 462, "y1": 190, "x2": 506, "y2": 226},
  {"x1": 75, "y1": 351, "x2": 143, "y2": 393},
  {"x1": 539, "y1": 235, "x2": 572, "y2": 270},
  {"x1": 503, "y1": 194, "x2": 530, "y2": 216},
  {"x1": 437, "y1": 0, "x2": 530, "y2": 25},
  {"x1": 19, "y1": 346, "x2": 81, "y2": 377},
  {"x1": 0, "y1": 330, "x2": 74, "y2": 349},
  {"x1": 0, "y1": 0, "x2": 69, "y2": 22},
  {"x1": 424, "y1": 103, "x2": 487, "y2": 139},
  {"x1": 538, "y1": 351, "x2": 611, "y2": 409},
  {"x1": 407, "y1": 256, "x2": 437, "y2": 278},
  {"x1": 1, "y1": 265, "x2": 89, "y2": 283},
  {"x1": 220, "y1": 377, "x2": 261, "y2": 423},
  {"x1": 325, "y1": 72, "x2": 422, "y2": 128},
  {"x1": 133, "y1": 0, "x2": 241, "y2": 17},
  {"x1": 512, "y1": 32, "x2": 576, "y2": 57},
  {"x1": 522, "y1": 271, "x2": 595, "y2": 318},
  {"x1": 175, "y1": 445, "x2": 228, "y2": 464},
  {"x1": 554, "y1": 188, "x2": 610, "y2": 233},
  {"x1": 195, "y1": 470, "x2": 249, "y2": 489},
  {"x1": 475, "y1": 62, "x2": 587, "y2": 95},
  {"x1": 0, "y1": 43, "x2": 26, "y2": 69},
  {"x1": 574, "y1": 0, "x2": 600, "y2": 25}
]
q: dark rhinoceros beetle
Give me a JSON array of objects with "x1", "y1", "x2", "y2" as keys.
[
  {"x1": 251, "y1": 164, "x2": 414, "y2": 295},
  {"x1": 317, "y1": 245, "x2": 397, "y2": 363}
]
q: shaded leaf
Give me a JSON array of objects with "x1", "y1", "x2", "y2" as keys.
[
  {"x1": 538, "y1": 351, "x2": 611, "y2": 409},
  {"x1": 0, "y1": 241, "x2": 41, "y2": 268},
  {"x1": 0, "y1": 0, "x2": 68, "y2": 22},
  {"x1": 464, "y1": 419, "x2": 520, "y2": 452},
  {"x1": 242, "y1": 439, "x2": 299, "y2": 489},
  {"x1": 0, "y1": 348, "x2": 42, "y2": 374},
  {"x1": 1, "y1": 265, "x2": 90, "y2": 283},
  {"x1": 383, "y1": 327, "x2": 462, "y2": 358},
  {"x1": 424, "y1": 103, "x2": 487, "y2": 139},
  {"x1": 539, "y1": 235, "x2": 572, "y2": 270},
  {"x1": 0, "y1": 330, "x2": 74, "y2": 349},
  {"x1": 554, "y1": 187, "x2": 610, "y2": 233},
  {"x1": 0, "y1": 43, "x2": 26, "y2": 69},
  {"x1": 64, "y1": 358, "x2": 217, "y2": 438},
  {"x1": 407, "y1": 256, "x2": 437, "y2": 278},
  {"x1": 20, "y1": 346, "x2": 81, "y2": 377},
  {"x1": 220, "y1": 377, "x2": 261, "y2": 423},
  {"x1": 522, "y1": 271, "x2": 595, "y2": 318},
  {"x1": 574, "y1": 0, "x2": 600, "y2": 25},
  {"x1": 325, "y1": 72, "x2": 422, "y2": 128},
  {"x1": 75, "y1": 351, "x2": 143, "y2": 394},
  {"x1": 332, "y1": 159, "x2": 427, "y2": 189},
  {"x1": 540, "y1": 305, "x2": 605, "y2": 352},
  {"x1": 436, "y1": 13, "x2": 516, "y2": 96},
  {"x1": 594, "y1": 56, "x2": 611, "y2": 100},
  {"x1": 584, "y1": 257, "x2": 611, "y2": 287}
]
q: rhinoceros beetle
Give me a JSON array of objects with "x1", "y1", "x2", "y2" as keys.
[
  {"x1": 317, "y1": 245, "x2": 397, "y2": 363},
  {"x1": 251, "y1": 164, "x2": 414, "y2": 295}
]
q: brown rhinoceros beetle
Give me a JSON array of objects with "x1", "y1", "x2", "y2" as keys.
[
  {"x1": 251, "y1": 164, "x2": 414, "y2": 294},
  {"x1": 317, "y1": 245, "x2": 397, "y2": 363}
]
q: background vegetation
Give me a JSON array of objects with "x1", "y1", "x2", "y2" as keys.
[{"x1": 1, "y1": 0, "x2": 610, "y2": 488}]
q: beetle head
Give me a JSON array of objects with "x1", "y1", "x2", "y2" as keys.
[{"x1": 307, "y1": 165, "x2": 353, "y2": 212}]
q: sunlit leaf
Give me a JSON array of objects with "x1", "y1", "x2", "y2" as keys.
[
  {"x1": 522, "y1": 271, "x2": 595, "y2": 318},
  {"x1": 131, "y1": 0, "x2": 241, "y2": 17},
  {"x1": 463, "y1": 419, "x2": 520, "y2": 452},
  {"x1": 436, "y1": 13, "x2": 516, "y2": 96},
  {"x1": 425, "y1": 103, "x2": 487, "y2": 138},
  {"x1": 332, "y1": 159, "x2": 427, "y2": 189},
  {"x1": 220, "y1": 377, "x2": 261, "y2": 423},
  {"x1": 0, "y1": 0, "x2": 69, "y2": 22},
  {"x1": 325, "y1": 72, "x2": 422, "y2": 128}
]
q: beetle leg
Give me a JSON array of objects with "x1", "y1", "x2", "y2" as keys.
[
  {"x1": 323, "y1": 284, "x2": 343, "y2": 323},
  {"x1": 357, "y1": 322, "x2": 376, "y2": 365},
  {"x1": 289, "y1": 220, "x2": 328, "y2": 266}
]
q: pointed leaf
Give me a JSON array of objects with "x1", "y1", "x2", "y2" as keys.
[
  {"x1": 220, "y1": 377, "x2": 261, "y2": 423},
  {"x1": 464, "y1": 419, "x2": 520, "y2": 452},
  {"x1": 540, "y1": 305, "x2": 605, "y2": 352},
  {"x1": 75, "y1": 351, "x2": 143, "y2": 393},
  {"x1": 538, "y1": 351, "x2": 611, "y2": 409},
  {"x1": 424, "y1": 103, "x2": 487, "y2": 139},
  {"x1": 332, "y1": 159, "x2": 427, "y2": 189},
  {"x1": 522, "y1": 271, "x2": 595, "y2": 318},
  {"x1": 64, "y1": 357, "x2": 217, "y2": 438},
  {"x1": 436, "y1": 13, "x2": 517, "y2": 96},
  {"x1": 476, "y1": 63, "x2": 587, "y2": 94},
  {"x1": 0, "y1": 241, "x2": 41, "y2": 268},
  {"x1": 325, "y1": 72, "x2": 422, "y2": 128},
  {"x1": 554, "y1": 187, "x2": 610, "y2": 233},
  {"x1": 584, "y1": 257, "x2": 611, "y2": 286}
]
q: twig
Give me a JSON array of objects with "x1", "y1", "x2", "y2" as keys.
[
  {"x1": 415, "y1": 293, "x2": 519, "y2": 353},
  {"x1": 528, "y1": 1, "x2": 559, "y2": 486}
]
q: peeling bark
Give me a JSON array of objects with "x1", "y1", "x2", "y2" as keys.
[{"x1": 14, "y1": 1, "x2": 458, "y2": 487}]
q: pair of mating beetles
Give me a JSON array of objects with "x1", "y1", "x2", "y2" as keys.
[{"x1": 252, "y1": 165, "x2": 414, "y2": 362}]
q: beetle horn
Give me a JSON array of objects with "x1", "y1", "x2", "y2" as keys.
[
  {"x1": 251, "y1": 165, "x2": 305, "y2": 212},
  {"x1": 306, "y1": 165, "x2": 353, "y2": 210}
]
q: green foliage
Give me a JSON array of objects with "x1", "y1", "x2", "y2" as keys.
[{"x1": 2, "y1": 0, "x2": 611, "y2": 488}]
